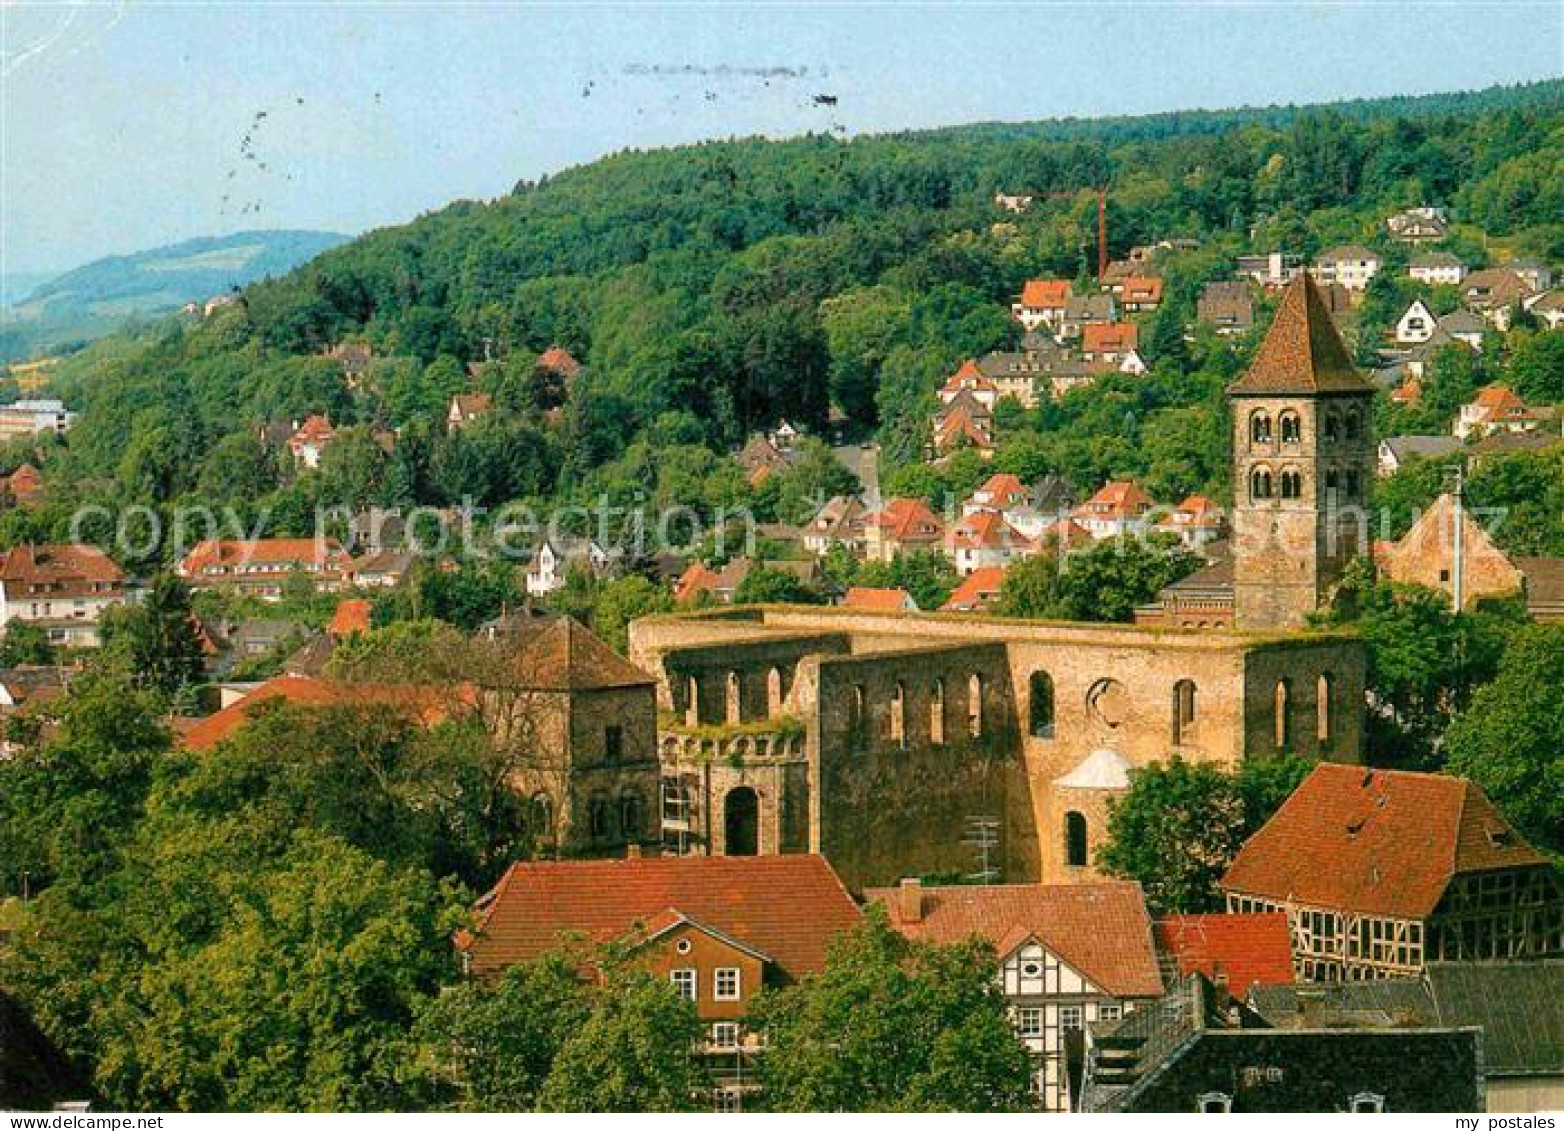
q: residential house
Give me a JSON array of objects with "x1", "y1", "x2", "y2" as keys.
[
  {"x1": 1386, "y1": 207, "x2": 1449, "y2": 244},
  {"x1": 1132, "y1": 557, "x2": 1234, "y2": 630},
  {"x1": 1152, "y1": 495, "x2": 1227, "y2": 551},
  {"x1": 1, "y1": 464, "x2": 43, "y2": 508},
  {"x1": 0, "y1": 400, "x2": 73, "y2": 439},
  {"x1": 1525, "y1": 289, "x2": 1564, "y2": 330},
  {"x1": 0, "y1": 666, "x2": 72, "y2": 752},
  {"x1": 1073, "y1": 480, "x2": 1155, "y2": 540},
  {"x1": 1393, "y1": 298, "x2": 1439, "y2": 345},
  {"x1": 447, "y1": 393, "x2": 493, "y2": 431},
  {"x1": 841, "y1": 587, "x2": 917, "y2": 612},
  {"x1": 1404, "y1": 326, "x2": 1464, "y2": 381},
  {"x1": 1249, "y1": 962, "x2": 1564, "y2": 1113},
  {"x1": 1057, "y1": 294, "x2": 1116, "y2": 341},
  {"x1": 964, "y1": 472, "x2": 1031, "y2": 514},
  {"x1": 931, "y1": 397, "x2": 995, "y2": 459},
  {"x1": 1236, "y1": 252, "x2": 1301, "y2": 289},
  {"x1": 1119, "y1": 276, "x2": 1163, "y2": 313},
  {"x1": 861, "y1": 498, "x2": 944, "y2": 563},
  {"x1": 1438, "y1": 309, "x2": 1488, "y2": 350},
  {"x1": 524, "y1": 535, "x2": 613, "y2": 596},
  {"x1": 867, "y1": 879, "x2": 1165, "y2": 1112},
  {"x1": 802, "y1": 495, "x2": 867, "y2": 557},
  {"x1": 1081, "y1": 972, "x2": 1482, "y2": 1113},
  {"x1": 1507, "y1": 259, "x2": 1553, "y2": 293},
  {"x1": 994, "y1": 192, "x2": 1035, "y2": 214},
  {"x1": 1222, "y1": 763, "x2": 1564, "y2": 981},
  {"x1": 1012, "y1": 279, "x2": 1073, "y2": 331},
  {"x1": 940, "y1": 565, "x2": 1007, "y2": 612},
  {"x1": 937, "y1": 359, "x2": 1000, "y2": 411},
  {"x1": 1455, "y1": 385, "x2": 1539, "y2": 439},
  {"x1": 673, "y1": 557, "x2": 818, "y2": 605},
  {"x1": 0, "y1": 544, "x2": 129, "y2": 648},
  {"x1": 949, "y1": 509, "x2": 1032, "y2": 576},
  {"x1": 324, "y1": 342, "x2": 373, "y2": 387},
  {"x1": 736, "y1": 432, "x2": 797, "y2": 486},
  {"x1": 286, "y1": 415, "x2": 336, "y2": 468},
  {"x1": 344, "y1": 547, "x2": 415, "y2": 590},
  {"x1": 1080, "y1": 322, "x2": 1139, "y2": 363},
  {"x1": 1196, "y1": 281, "x2": 1254, "y2": 335},
  {"x1": 326, "y1": 598, "x2": 372, "y2": 640},
  {"x1": 1311, "y1": 245, "x2": 1381, "y2": 292},
  {"x1": 1153, "y1": 913, "x2": 1294, "y2": 998},
  {"x1": 1031, "y1": 473, "x2": 1080, "y2": 518},
  {"x1": 177, "y1": 538, "x2": 351, "y2": 600},
  {"x1": 459, "y1": 854, "x2": 862, "y2": 1111},
  {"x1": 1462, "y1": 268, "x2": 1533, "y2": 325},
  {"x1": 1375, "y1": 435, "x2": 1462, "y2": 477},
  {"x1": 1408, "y1": 251, "x2": 1467, "y2": 285}
]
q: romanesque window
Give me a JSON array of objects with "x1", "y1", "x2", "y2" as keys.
[
  {"x1": 685, "y1": 675, "x2": 700, "y2": 727},
  {"x1": 968, "y1": 673, "x2": 984, "y2": 737},
  {"x1": 1280, "y1": 467, "x2": 1303, "y2": 499},
  {"x1": 1279, "y1": 410, "x2": 1302, "y2": 443},
  {"x1": 1250, "y1": 466, "x2": 1274, "y2": 500},
  {"x1": 1344, "y1": 409, "x2": 1363, "y2": 440},
  {"x1": 1345, "y1": 468, "x2": 1361, "y2": 497},
  {"x1": 1172, "y1": 679, "x2": 1197, "y2": 745},
  {"x1": 1317, "y1": 672, "x2": 1334, "y2": 745},
  {"x1": 766, "y1": 666, "x2": 784, "y2": 714},
  {"x1": 1249, "y1": 411, "x2": 1273, "y2": 445},
  {"x1": 604, "y1": 724, "x2": 623, "y2": 762},
  {"x1": 724, "y1": 786, "x2": 759, "y2": 856},
  {"x1": 1029, "y1": 671, "x2": 1056, "y2": 738},
  {"x1": 725, "y1": 671, "x2": 742, "y2": 725},
  {"x1": 530, "y1": 792, "x2": 555, "y2": 841},
  {"x1": 1324, "y1": 411, "x2": 1342, "y2": 443},
  {"x1": 930, "y1": 678, "x2": 946, "y2": 745},
  {"x1": 1274, "y1": 678, "x2": 1291, "y2": 750},
  {"x1": 890, "y1": 681, "x2": 907, "y2": 747},
  {"x1": 1065, "y1": 811, "x2": 1089, "y2": 867},
  {"x1": 619, "y1": 790, "x2": 644, "y2": 841},
  {"x1": 588, "y1": 792, "x2": 613, "y2": 842}
]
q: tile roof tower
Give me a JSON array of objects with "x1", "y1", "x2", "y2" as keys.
[{"x1": 1229, "y1": 274, "x2": 1377, "y2": 629}]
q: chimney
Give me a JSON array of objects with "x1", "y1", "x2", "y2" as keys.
[
  {"x1": 626, "y1": 844, "x2": 643, "y2": 860},
  {"x1": 897, "y1": 877, "x2": 926, "y2": 923}
]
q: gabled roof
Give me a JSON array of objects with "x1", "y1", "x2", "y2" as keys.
[
  {"x1": 536, "y1": 346, "x2": 582, "y2": 375},
  {"x1": 1316, "y1": 244, "x2": 1381, "y2": 264},
  {"x1": 1227, "y1": 274, "x2": 1374, "y2": 396},
  {"x1": 1082, "y1": 322, "x2": 1139, "y2": 353},
  {"x1": 867, "y1": 498, "x2": 943, "y2": 542},
  {"x1": 864, "y1": 881, "x2": 1164, "y2": 999},
  {"x1": 0, "y1": 543, "x2": 123, "y2": 586},
  {"x1": 842, "y1": 587, "x2": 915, "y2": 612},
  {"x1": 1078, "y1": 479, "x2": 1154, "y2": 519},
  {"x1": 941, "y1": 565, "x2": 1006, "y2": 611},
  {"x1": 288, "y1": 414, "x2": 335, "y2": 446},
  {"x1": 1153, "y1": 913, "x2": 1294, "y2": 997},
  {"x1": 1221, "y1": 764, "x2": 1552, "y2": 919},
  {"x1": 1380, "y1": 434, "x2": 1461, "y2": 462},
  {"x1": 1019, "y1": 279, "x2": 1072, "y2": 308},
  {"x1": 506, "y1": 616, "x2": 655, "y2": 690},
  {"x1": 461, "y1": 855, "x2": 861, "y2": 980},
  {"x1": 179, "y1": 537, "x2": 347, "y2": 574},
  {"x1": 951, "y1": 509, "x2": 1029, "y2": 552},
  {"x1": 1425, "y1": 961, "x2": 1564, "y2": 1076},
  {"x1": 973, "y1": 473, "x2": 1029, "y2": 506},
  {"x1": 327, "y1": 598, "x2": 372, "y2": 638},
  {"x1": 179, "y1": 674, "x2": 453, "y2": 751}
]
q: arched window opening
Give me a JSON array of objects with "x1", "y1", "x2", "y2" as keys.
[
  {"x1": 766, "y1": 666, "x2": 784, "y2": 715},
  {"x1": 1345, "y1": 469, "x2": 1361, "y2": 498},
  {"x1": 588, "y1": 792, "x2": 613, "y2": 843},
  {"x1": 1250, "y1": 467, "x2": 1273, "y2": 500},
  {"x1": 620, "y1": 790, "x2": 644, "y2": 842},
  {"x1": 684, "y1": 675, "x2": 700, "y2": 727},
  {"x1": 1172, "y1": 679, "x2": 1197, "y2": 745},
  {"x1": 531, "y1": 792, "x2": 555, "y2": 841},
  {"x1": 890, "y1": 680, "x2": 907, "y2": 747},
  {"x1": 1030, "y1": 671, "x2": 1056, "y2": 738},
  {"x1": 1279, "y1": 411, "x2": 1302, "y2": 443},
  {"x1": 1317, "y1": 672, "x2": 1334, "y2": 745},
  {"x1": 725, "y1": 671, "x2": 742, "y2": 725},
  {"x1": 1274, "y1": 678, "x2": 1292, "y2": 750},
  {"x1": 724, "y1": 787, "x2": 759, "y2": 856},
  {"x1": 929, "y1": 678, "x2": 946, "y2": 746},
  {"x1": 968, "y1": 673, "x2": 984, "y2": 738},
  {"x1": 1324, "y1": 412, "x2": 1342, "y2": 444},
  {"x1": 1280, "y1": 468, "x2": 1303, "y2": 499},
  {"x1": 849, "y1": 684, "x2": 867, "y2": 746},
  {"x1": 1065, "y1": 811, "x2": 1089, "y2": 867},
  {"x1": 1344, "y1": 409, "x2": 1363, "y2": 441},
  {"x1": 1325, "y1": 468, "x2": 1341, "y2": 494},
  {"x1": 1249, "y1": 411, "x2": 1273, "y2": 445}
]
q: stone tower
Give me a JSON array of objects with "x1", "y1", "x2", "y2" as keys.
[{"x1": 1229, "y1": 274, "x2": 1376, "y2": 630}]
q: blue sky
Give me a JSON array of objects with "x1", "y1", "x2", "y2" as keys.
[{"x1": 3, "y1": 1, "x2": 1561, "y2": 274}]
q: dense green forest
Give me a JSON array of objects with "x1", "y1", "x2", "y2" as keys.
[{"x1": 0, "y1": 78, "x2": 1555, "y2": 568}]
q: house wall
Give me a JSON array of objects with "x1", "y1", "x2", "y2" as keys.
[
  {"x1": 1487, "y1": 1076, "x2": 1564, "y2": 1114},
  {"x1": 640, "y1": 924, "x2": 768, "y2": 1023}
]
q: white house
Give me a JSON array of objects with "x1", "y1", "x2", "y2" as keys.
[
  {"x1": 1394, "y1": 299, "x2": 1439, "y2": 345},
  {"x1": 1437, "y1": 310, "x2": 1488, "y2": 351},
  {"x1": 1312, "y1": 245, "x2": 1382, "y2": 292},
  {"x1": 868, "y1": 880, "x2": 1164, "y2": 1112},
  {"x1": 0, "y1": 399, "x2": 74, "y2": 439},
  {"x1": 0, "y1": 543, "x2": 130, "y2": 648},
  {"x1": 1408, "y1": 251, "x2": 1467, "y2": 286},
  {"x1": 524, "y1": 535, "x2": 612, "y2": 596}
]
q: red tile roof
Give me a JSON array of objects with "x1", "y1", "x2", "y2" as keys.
[
  {"x1": 867, "y1": 498, "x2": 944, "y2": 543},
  {"x1": 1153, "y1": 913, "x2": 1295, "y2": 996},
  {"x1": 1222, "y1": 764, "x2": 1552, "y2": 920},
  {"x1": 327, "y1": 598, "x2": 372, "y2": 638},
  {"x1": 974, "y1": 473, "x2": 1029, "y2": 507},
  {"x1": 864, "y1": 881, "x2": 1164, "y2": 998},
  {"x1": 1082, "y1": 322, "x2": 1140, "y2": 354},
  {"x1": 674, "y1": 561, "x2": 721, "y2": 603},
  {"x1": 1228, "y1": 274, "x2": 1374, "y2": 396},
  {"x1": 461, "y1": 855, "x2": 862, "y2": 980},
  {"x1": 0, "y1": 543, "x2": 123, "y2": 590},
  {"x1": 287, "y1": 414, "x2": 335, "y2": 448},
  {"x1": 951, "y1": 509, "x2": 1029, "y2": 552},
  {"x1": 178, "y1": 538, "x2": 348, "y2": 576},
  {"x1": 1019, "y1": 279, "x2": 1073, "y2": 309},
  {"x1": 1120, "y1": 276, "x2": 1164, "y2": 304},
  {"x1": 842, "y1": 587, "x2": 914, "y2": 612},
  {"x1": 180, "y1": 674, "x2": 455, "y2": 751},
  {"x1": 1078, "y1": 479, "x2": 1154, "y2": 519},
  {"x1": 537, "y1": 346, "x2": 583, "y2": 376},
  {"x1": 941, "y1": 565, "x2": 1007, "y2": 611},
  {"x1": 941, "y1": 359, "x2": 997, "y2": 393}
]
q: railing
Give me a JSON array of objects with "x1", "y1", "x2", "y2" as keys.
[{"x1": 659, "y1": 727, "x2": 807, "y2": 764}]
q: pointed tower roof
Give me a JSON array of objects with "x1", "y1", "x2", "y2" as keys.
[{"x1": 1228, "y1": 273, "x2": 1375, "y2": 396}]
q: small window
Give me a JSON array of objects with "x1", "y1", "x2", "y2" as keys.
[
  {"x1": 1199, "y1": 1092, "x2": 1233, "y2": 1113},
  {"x1": 604, "y1": 725, "x2": 623, "y2": 761},
  {"x1": 1059, "y1": 1005, "x2": 1084, "y2": 1032},
  {"x1": 1016, "y1": 1007, "x2": 1044, "y2": 1038},
  {"x1": 1250, "y1": 467, "x2": 1273, "y2": 500},
  {"x1": 1279, "y1": 411, "x2": 1302, "y2": 443},
  {"x1": 1350, "y1": 1093, "x2": 1385, "y2": 1113},
  {"x1": 1099, "y1": 1003, "x2": 1123, "y2": 1022},
  {"x1": 714, "y1": 967, "x2": 741, "y2": 1001},
  {"x1": 1249, "y1": 411, "x2": 1273, "y2": 445},
  {"x1": 675, "y1": 938, "x2": 693, "y2": 955},
  {"x1": 889, "y1": 680, "x2": 907, "y2": 748},
  {"x1": 1030, "y1": 671, "x2": 1056, "y2": 738},
  {"x1": 671, "y1": 968, "x2": 698, "y2": 1001},
  {"x1": 711, "y1": 1022, "x2": 740, "y2": 1050},
  {"x1": 713, "y1": 1087, "x2": 743, "y2": 1113},
  {"x1": 1065, "y1": 812, "x2": 1089, "y2": 867}
]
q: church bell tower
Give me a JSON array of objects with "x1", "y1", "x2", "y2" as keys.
[{"x1": 1229, "y1": 274, "x2": 1376, "y2": 630}]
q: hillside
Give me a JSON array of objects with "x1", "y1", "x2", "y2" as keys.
[
  {"x1": 14, "y1": 78, "x2": 1564, "y2": 564},
  {"x1": 0, "y1": 229, "x2": 349, "y2": 360}
]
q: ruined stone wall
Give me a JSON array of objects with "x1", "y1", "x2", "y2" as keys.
[{"x1": 1240, "y1": 638, "x2": 1366, "y2": 765}]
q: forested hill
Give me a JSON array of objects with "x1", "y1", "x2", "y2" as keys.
[{"x1": 12, "y1": 78, "x2": 1564, "y2": 561}]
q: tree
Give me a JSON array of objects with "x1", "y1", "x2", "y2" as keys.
[
  {"x1": 0, "y1": 620, "x2": 55, "y2": 667},
  {"x1": 101, "y1": 574, "x2": 206, "y2": 700},
  {"x1": 1098, "y1": 755, "x2": 1312, "y2": 913},
  {"x1": 733, "y1": 565, "x2": 822, "y2": 606},
  {"x1": 754, "y1": 910, "x2": 1033, "y2": 1112},
  {"x1": 1506, "y1": 329, "x2": 1564, "y2": 404},
  {"x1": 1443, "y1": 623, "x2": 1564, "y2": 858},
  {"x1": 589, "y1": 574, "x2": 673, "y2": 654},
  {"x1": 537, "y1": 969, "x2": 705, "y2": 1112},
  {"x1": 993, "y1": 552, "x2": 1065, "y2": 619}
]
